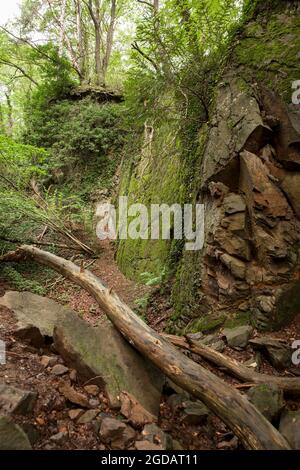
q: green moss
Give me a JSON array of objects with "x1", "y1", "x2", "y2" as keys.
[
  {"x1": 224, "y1": 311, "x2": 251, "y2": 329},
  {"x1": 184, "y1": 315, "x2": 226, "y2": 334},
  {"x1": 116, "y1": 116, "x2": 187, "y2": 281},
  {"x1": 234, "y1": 11, "x2": 300, "y2": 101}
]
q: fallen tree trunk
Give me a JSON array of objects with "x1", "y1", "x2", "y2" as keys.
[
  {"x1": 2, "y1": 245, "x2": 290, "y2": 450},
  {"x1": 163, "y1": 334, "x2": 300, "y2": 396}
]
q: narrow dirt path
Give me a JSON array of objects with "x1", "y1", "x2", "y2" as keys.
[{"x1": 50, "y1": 240, "x2": 151, "y2": 326}]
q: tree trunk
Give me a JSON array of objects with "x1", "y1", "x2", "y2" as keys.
[
  {"x1": 87, "y1": 0, "x2": 105, "y2": 86},
  {"x1": 59, "y1": 0, "x2": 67, "y2": 56},
  {"x1": 74, "y1": 0, "x2": 86, "y2": 82},
  {"x1": 5, "y1": 91, "x2": 13, "y2": 136},
  {"x1": 5, "y1": 245, "x2": 291, "y2": 450},
  {"x1": 102, "y1": 0, "x2": 116, "y2": 81}
]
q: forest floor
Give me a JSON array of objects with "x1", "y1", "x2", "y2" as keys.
[{"x1": 1, "y1": 238, "x2": 300, "y2": 450}]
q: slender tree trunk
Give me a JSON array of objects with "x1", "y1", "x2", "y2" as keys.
[
  {"x1": 59, "y1": 0, "x2": 67, "y2": 56},
  {"x1": 5, "y1": 91, "x2": 13, "y2": 136},
  {"x1": 102, "y1": 0, "x2": 116, "y2": 82},
  {"x1": 74, "y1": 0, "x2": 86, "y2": 82},
  {"x1": 87, "y1": 0, "x2": 105, "y2": 86}
]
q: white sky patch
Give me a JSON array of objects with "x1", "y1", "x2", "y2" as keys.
[{"x1": 0, "y1": 0, "x2": 21, "y2": 26}]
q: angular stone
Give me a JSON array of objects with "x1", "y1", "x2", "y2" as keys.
[
  {"x1": 247, "y1": 384, "x2": 284, "y2": 422},
  {"x1": 249, "y1": 337, "x2": 292, "y2": 370},
  {"x1": 142, "y1": 423, "x2": 173, "y2": 450},
  {"x1": 50, "y1": 431, "x2": 68, "y2": 444},
  {"x1": 0, "y1": 291, "x2": 74, "y2": 337},
  {"x1": 180, "y1": 401, "x2": 210, "y2": 425},
  {"x1": 223, "y1": 194, "x2": 246, "y2": 215},
  {"x1": 120, "y1": 392, "x2": 156, "y2": 427},
  {"x1": 240, "y1": 150, "x2": 291, "y2": 220},
  {"x1": 59, "y1": 383, "x2": 89, "y2": 408},
  {"x1": 40, "y1": 355, "x2": 58, "y2": 368},
  {"x1": 279, "y1": 410, "x2": 300, "y2": 449},
  {"x1": 54, "y1": 315, "x2": 164, "y2": 414},
  {"x1": 0, "y1": 382, "x2": 37, "y2": 415},
  {"x1": 68, "y1": 409, "x2": 83, "y2": 420},
  {"x1": 0, "y1": 416, "x2": 32, "y2": 450},
  {"x1": 51, "y1": 364, "x2": 69, "y2": 376},
  {"x1": 99, "y1": 418, "x2": 135, "y2": 450},
  {"x1": 77, "y1": 409, "x2": 99, "y2": 424},
  {"x1": 220, "y1": 253, "x2": 247, "y2": 280},
  {"x1": 201, "y1": 79, "x2": 271, "y2": 187},
  {"x1": 223, "y1": 325, "x2": 253, "y2": 349}
]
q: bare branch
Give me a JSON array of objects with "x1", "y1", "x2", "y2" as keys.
[
  {"x1": 0, "y1": 57, "x2": 38, "y2": 85},
  {"x1": 132, "y1": 41, "x2": 159, "y2": 72}
]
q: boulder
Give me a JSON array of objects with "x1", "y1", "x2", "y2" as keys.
[
  {"x1": 279, "y1": 410, "x2": 300, "y2": 449},
  {"x1": 0, "y1": 416, "x2": 32, "y2": 450},
  {"x1": 249, "y1": 337, "x2": 292, "y2": 370},
  {"x1": 99, "y1": 417, "x2": 135, "y2": 450},
  {"x1": 53, "y1": 314, "x2": 164, "y2": 414},
  {"x1": 223, "y1": 325, "x2": 253, "y2": 349},
  {"x1": 0, "y1": 291, "x2": 74, "y2": 337},
  {"x1": 247, "y1": 384, "x2": 284, "y2": 422},
  {"x1": 0, "y1": 382, "x2": 37, "y2": 415}
]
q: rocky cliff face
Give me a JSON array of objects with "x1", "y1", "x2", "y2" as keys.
[{"x1": 117, "y1": 1, "x2": 300, "y2": 333}]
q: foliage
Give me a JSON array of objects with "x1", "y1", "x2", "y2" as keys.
[
  {"x1": 125, "y1": 0, "x2": 243, "y2": 134},
  {"x1": 140, "y1": 269, "x2": 167, "y2": 286},
  {"x1": 23, "y1": 98, "x2": 124, "y2": 167},
  {"x1": 0, "y1": 265, "x2": 46, "y2": 295}
]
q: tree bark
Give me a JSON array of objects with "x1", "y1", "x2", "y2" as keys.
[
  {"x1": 74, "y1": 0, "x2": 86, "y2": 81},
  {"x1": 59, "y1": 0, "x2": 67, "y2": 56},
  {"x1": 102, "y1": 0, "x2": 116, "y2": 81},
  {"x1": 87, "y1": 0, "x2": 105, "y2": 86},
  {"x1": 3, "y1": 245, "x2": 291, "y2": 450},
  {"x1": 163, "y1": 334, "x2": 300, "y2": 395}
]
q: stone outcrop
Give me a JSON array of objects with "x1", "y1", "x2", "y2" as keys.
[
  {"x1": 0, "y1": 291, "x2": 164, "y2": 415},
  {"x1": 114, "y1": 4, "x2": 300, "y2": 332},
  {"x1": 53, "y1": 312, "x2": 164, "y2": 414}
]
